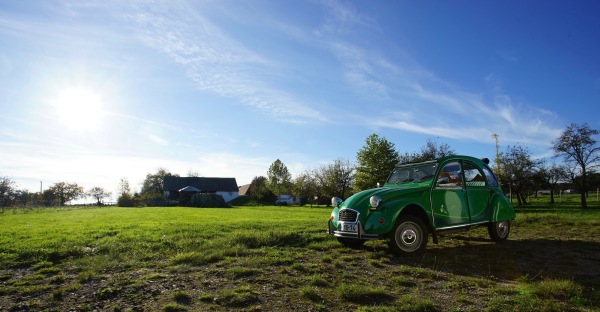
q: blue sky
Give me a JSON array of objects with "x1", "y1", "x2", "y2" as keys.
[{"x1": 1, "y1": 0, "x2": 599, "y2": 200}]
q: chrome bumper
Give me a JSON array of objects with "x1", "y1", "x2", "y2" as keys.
[{"x1": 328, "y1": 220, "x2": 380, "y2": 240}]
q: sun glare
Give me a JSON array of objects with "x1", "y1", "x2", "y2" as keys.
[{"x1": 53, "y1": 88, "x2": 105, "y2": 131}]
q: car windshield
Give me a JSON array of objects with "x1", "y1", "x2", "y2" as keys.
[{"x1": 386, "y1": 164, "x2": 438, "y2": 185}]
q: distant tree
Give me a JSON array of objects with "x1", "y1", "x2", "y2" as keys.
[
  {"x1": 87, "y1": 187, "x2": 112, "y2": 206},
  {"x1": 47, "y1": 182, "x2": 84, "y2": 206},
  {"x1": 534, "y1": 162, "x2": 569, "y2": 204},
  {"x1": 315, "y1": 158, "x2": 355, "y2": 200},
  {"x1": 249, "y1": 176, "x2": 275, "y2": 204},
  {"x1": 117, "y1": 192, "x2": 139, "y2": 207},
  {"x1": 118, "y1": 178, "x2": 131, "y2": 195},
  {"x1": 354, "y1": 134, "x2": 399, "y2": 191},
  {"x1": 0, "y1": 175, "x2": 17, "y2": 207},
  {"x1": 140, "y1": 168, "x2": 178, "y2": 206},
  {"x1": 187, "y1": 169, "x2": 201, "y2": 177},
  {"x1": 401, "y1": 138, "x2": 456, "y2": 163},
  {"x1": 141, "y1": 168, "x2": 178, "y2": 196},
  {"x1": 291, "y1": 171, "x2": 318, "y2": 206},
  {"x1": 552, "y1": 123, "x2": 600, "y2": 209},
  {"x1": 498, "y1": 145, "x2": 540, "y2": 206},
  {"x1": 266, "y1": 159, "x2": 292, "y2": 197}
]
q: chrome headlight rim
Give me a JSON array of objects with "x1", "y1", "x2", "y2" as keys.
[
  {"x1": 331, "y1": 197, "x2": 343, "y2": 207},
  {"x1": 370, "y1": 195, "x2": 382, "y2": 208}
]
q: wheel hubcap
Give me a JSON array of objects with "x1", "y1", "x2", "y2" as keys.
[
  {"x1": 401, "y1": 229, "x2": 417, "y2": 245},
  {"x1": 497, "y1": 221, "x2": 508, "y2": 237}
]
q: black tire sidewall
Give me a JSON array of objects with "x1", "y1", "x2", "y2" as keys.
[
  {"x1": 388, "y1": 216, "x2": 428, "y2": 256},
  {"x1": 488, "y1": 220, "x2": 510, "y2": 242}
]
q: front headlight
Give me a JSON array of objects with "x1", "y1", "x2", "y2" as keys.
[
  {"x1": 370, "y1": 195, "x2": 382, "y2": 208},
  {"x1": 331, "y1": 197, "x2": 342, "y2": 207}
]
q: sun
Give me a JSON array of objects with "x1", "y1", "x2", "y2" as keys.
[{"x1": 53, "y1": 87, "x2": 105, "y2": 131}]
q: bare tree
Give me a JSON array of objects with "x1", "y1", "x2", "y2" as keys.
[
  {"x1": 535, "y1": 162, "x2": 569, "y2": 204},
  {"x1": 552, "y1": 123, "x2": 600, "y2": 209},
  {"x1": 499, "y1": 145, "x2": 540, "y2": 206},
  {"x1": 87, "y1": 187, "x2": 112, "y2": 206}
]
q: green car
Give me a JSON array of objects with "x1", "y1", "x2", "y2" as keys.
[{"x1": 328, "y1": 155, "x2": 515, "y2": 255}]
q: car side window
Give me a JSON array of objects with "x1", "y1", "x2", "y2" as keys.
[
  {"x1": 463, "y1": 162, "x2": 486, "y2": 187},
  {"x1": 481, "y1": 166, "x2": 499, "y2": 187},
  {"x1": 436, "y1": 162, "x2": 462, "y2": 187}
]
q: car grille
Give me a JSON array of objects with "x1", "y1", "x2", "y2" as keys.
[{"x1": 338, "y1": 209, "x2": 358, "y2": 222}]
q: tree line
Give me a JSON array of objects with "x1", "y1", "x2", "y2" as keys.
[
  {"x1": 246, "y1": 123, "x2": 599, "y2": 209},
  {"x1": 1, "y1": 123, "x2": 598, "y2": 209}
]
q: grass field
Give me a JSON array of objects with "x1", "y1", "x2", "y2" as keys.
[{"x1": 1, "y1": 197, "x2": 599, "y2": 311}]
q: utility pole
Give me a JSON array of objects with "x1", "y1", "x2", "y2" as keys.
[{"x1": 491, "y1": 133, "x2": 501, "y2": 176}]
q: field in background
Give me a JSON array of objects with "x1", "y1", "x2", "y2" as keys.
[{"x1": 1, "y1": 201, "x2": 599, "y2": 311}]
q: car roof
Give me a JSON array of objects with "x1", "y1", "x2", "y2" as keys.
[{"x1": 395, "y1": 155, "x2": 489, "y2": 168}]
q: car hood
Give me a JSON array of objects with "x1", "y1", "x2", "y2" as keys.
[{"x1": 341, "y1": 184, "x2": 430, "y2": 212}]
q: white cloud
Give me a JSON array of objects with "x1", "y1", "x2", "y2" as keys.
[{"x1": 118, "y1": 1, "x2": 328, "y2": 124}]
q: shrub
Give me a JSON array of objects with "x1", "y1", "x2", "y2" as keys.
[
  {"x1": 188, "y1": 193, "x2": 230, "y2": 208},
  {"x1": 117, "y1": 193, "x2": 139, "y2": 207}
]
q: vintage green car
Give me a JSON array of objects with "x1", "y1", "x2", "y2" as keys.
[{"x1": 328, "y1": 155, "x2": 515, "y2": 255}]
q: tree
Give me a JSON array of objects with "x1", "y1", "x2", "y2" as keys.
[
  {"x1": 140, "y1": 168, "x2": 179, "y2": 206},
  {"x1": 118, "y1": 178, "x2": 131, "y2": 195},
  {"x1": 315, "y1": 158, "x2": 355, "y2": 200},
  {"x1": 552, "y1": 123, "x2": 600, "y2": 209},
  {"x1": 534, "y1": 162, "x2": 568, "y2": 204},
  {"x1": 187, "y1": 169, "x2": 201, "y2": 177},
  {"x1": 354, "y1": 134, "x2": 399, "y2": 191},
  {"x1": 291, "y1": 171, "x2": 318, "y2": 206},
  {"x1": 249, "y1": 176, "x2": 275, "y2": 204},
  {"x1": 498, "y1": 145, "x2": 540, "y2": 206},
  {"x1": 47, "y1": 182, "x2": 84, "y2": 206},
  {"x1": 141, "y1": 168, "x2": 178, "y2": 195},
  {"x1": 87, "y1": 187, "x2": 112, "y2": 206},
  {"x1": 0, "y1": 175, "x2": 17, "y2": 207},
  {"x1": 266, "y1": 159, "x2": 292, "y2": 197},
  {"x1": 400, "y1": 138, "x2": 455, "y2": 163}
]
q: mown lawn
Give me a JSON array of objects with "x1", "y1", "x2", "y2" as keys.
[{"x1": 1, "y1": 201, "x2": 599, "y2": 311}]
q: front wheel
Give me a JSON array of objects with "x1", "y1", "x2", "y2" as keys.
[
  {"x1": 488, "y1": 220, "x2": 510, "y2": 242},
  {"x1": 388, "y1": 217, "x2": 428, "y2": 256}
]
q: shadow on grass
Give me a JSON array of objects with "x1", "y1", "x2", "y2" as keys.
[{"x1": 381, "y1": 237, "x2": 600, "y2": 288}]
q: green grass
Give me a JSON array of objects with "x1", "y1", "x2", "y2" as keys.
[{"x1": 1, "y1": 203, "x2": 599, "y2": 311}]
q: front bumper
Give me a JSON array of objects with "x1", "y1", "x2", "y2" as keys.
[{"x1": 328, "y1": 219, "x2": 380, "y2": 240}]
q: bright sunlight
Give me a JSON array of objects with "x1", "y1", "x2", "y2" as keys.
[{"x1": 53, "y1": 87, "x2": 105, "y2": 131}]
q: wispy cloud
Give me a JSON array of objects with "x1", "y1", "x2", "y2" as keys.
[
  {"x1": 115, "y1": 1, "x2": 327, "y2": 124},
  {"x1": 318, "y1": 1, "x2": 563, "y2": 148}
]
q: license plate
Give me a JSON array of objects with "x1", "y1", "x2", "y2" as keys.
[{"x1": 339, "y1": 222, "x2": 357, "y2": 233}]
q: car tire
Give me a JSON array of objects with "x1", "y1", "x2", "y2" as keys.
[
  {"x1": 388, "y1": 216, "x2": 428, "y2": 256},
  {"x1": 488, "y1": 220, "x2": 510, "y2": 242},
  {"x1": 336, "y1": 237, "x2": 365, "y2": 249}
]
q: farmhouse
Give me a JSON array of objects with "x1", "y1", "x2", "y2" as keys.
[{"x1": 163, "y1": 176, "x2": 239, "y2": 203}]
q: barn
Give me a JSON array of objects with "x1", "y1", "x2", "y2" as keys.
[{"x1": 163, "y1": 176, "x2": 239, "y2": 203}]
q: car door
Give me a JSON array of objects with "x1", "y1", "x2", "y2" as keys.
[
  {"x1": 430, "y1": 161, "x2": 470, "y2": 228},
  {"x1": 463, "y1": 161, "x2": 490, "y2": 224}
]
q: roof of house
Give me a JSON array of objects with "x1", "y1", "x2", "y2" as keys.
[
  {"x1": 163, "y1": 176, "x2": 239, "y2": 193},
  {"x1": 238, "y1": 184, "x2": 251, "y2": 196}
]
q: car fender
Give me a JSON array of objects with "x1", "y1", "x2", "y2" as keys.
[
  {"x1": 363, "y1": 198, "x2": 429, "y2": 234},
  {"x1": 489, "y1": 192, "x2": 516, "y2": 222}
]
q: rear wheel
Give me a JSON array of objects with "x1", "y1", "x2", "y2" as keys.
[
  {"x1": 488, "y1": 220, "x2": 510, "y2": 242},
  {"x1": 388, "y1": 216, "x2": 428, "y2": 256}
]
